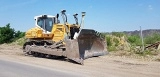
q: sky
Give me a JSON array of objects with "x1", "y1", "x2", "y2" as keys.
[{"x1": 0, "y1": 0, "x2": 160, "y2": 32}]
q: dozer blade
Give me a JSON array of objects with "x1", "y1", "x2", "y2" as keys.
[{"x1": 65, "y1": 29, "x2": 108, "y2": 64}]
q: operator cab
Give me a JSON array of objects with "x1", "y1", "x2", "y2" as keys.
[{"x1": 34, "y1": 15, "x2": 55, "y2": 33}]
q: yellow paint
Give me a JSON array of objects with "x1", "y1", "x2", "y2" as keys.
[
  {"x1": 25, "y1": 23, "x2": 79, "y2": 42},
  {"x1": 25, "y1": 27, "x2": 53, "y2": 39}
]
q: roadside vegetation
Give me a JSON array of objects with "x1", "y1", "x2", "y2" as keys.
[
  {"x1": 104, "y1": 31, "x2": 160, "y2": 61},
  {"x1": 0, "y1": 23, "x2": 25, "y2": 45}
]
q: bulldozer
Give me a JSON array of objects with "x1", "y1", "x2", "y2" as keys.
[{"x1": 23, "y1": 10, "x2": 107, "y2": 64}]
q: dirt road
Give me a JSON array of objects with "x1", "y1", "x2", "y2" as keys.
[{"x1": 0, "y1": 44, "x2": 160, "y2": 77}]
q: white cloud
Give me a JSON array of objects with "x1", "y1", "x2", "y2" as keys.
[
  {"x1": 148, "y1": 5, "x2": 153, "y2": 10},
  {"x1": 89, "y1": 5, "x2": 93, "y2": 9}
]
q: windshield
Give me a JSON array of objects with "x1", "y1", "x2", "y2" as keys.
[{"x1": 37, "y1": 18, "x2": 54, "y2": 32}]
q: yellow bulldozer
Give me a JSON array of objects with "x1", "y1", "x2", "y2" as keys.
[{"x1": 23, "y1": 10, "x2": 107, "y2": 64}]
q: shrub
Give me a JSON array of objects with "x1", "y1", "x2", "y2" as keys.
[
  {"x1": 108, "y1": 46, "x2": 117, "y2": 51},
  {"x1": 113, "y1": 38, "x2": 119, "y2": 46},
  {"x1": 0, "y1": 23, "x2": 25, "y2": 44},
  {"x1": 127, "y1": 35, "x2": 141, "y2": 46},
  {"x1": 105, "y1": 35, "x2": 121, "y2": 51},
  {"x1": 106, "y1": 36, "x2": 112, "y2": 46},
  {"x1": 14, "y1": 30, "x2": 25, "y2": 41},
  {"x1": 0, "y1": 23, "x2": 15, "y2": 44},
  {"x1": 145, "y1": 33, "x2": 160, "y2": 44}
]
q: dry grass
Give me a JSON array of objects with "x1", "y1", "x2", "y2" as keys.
[
  {"x1": 155, "y1": 58, "x2": 160, "y2": 61},
  {"x1": 11, "y1": 37, "x2": 26, "y2": 46},
  {"x1": 106, "y1": 35, "x2": 160, "y2": 62},
  {"x1": 109, "y1": 50, "x2": 160, "y2": 62}
]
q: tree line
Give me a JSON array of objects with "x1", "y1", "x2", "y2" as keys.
[{"x1": 0, "y1": 23, "x2": 25, "y2": 44}]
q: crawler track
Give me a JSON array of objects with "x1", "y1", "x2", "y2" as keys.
[{"x1": 23, "y1": 40, "x2": 65, "y2": 58}]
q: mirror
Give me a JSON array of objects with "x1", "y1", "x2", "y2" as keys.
[{"x1": 56, "y1": 13, "x2": 59, "y2": 18}]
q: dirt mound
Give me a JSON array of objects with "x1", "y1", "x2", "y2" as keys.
[{"x1": 0, "y1": 44, "x2": 22, "y2": 55}]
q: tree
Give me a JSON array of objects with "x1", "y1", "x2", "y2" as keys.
[
  {"x1": 0, "y1": 23, "x2": 15, "y2": 44},
  {"x1": 14, "y1": 30, "x2": 25, "y2": 39},
  {"x1": 0, "y1": 23, "x2": 25, "y2": 44}
]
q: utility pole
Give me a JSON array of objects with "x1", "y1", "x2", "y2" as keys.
[{"x1": 140, "y1": 26, "x2": 144, "y2": 52}]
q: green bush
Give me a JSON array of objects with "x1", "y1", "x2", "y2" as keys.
[
  {"x1": 105, "y1": 35, "x2": 120, "y2": 51},
  {"x1": 113, "y1": 38, "x2": 119, "y2": 46},
  {"x1": 0, "y1": 23, "x2": 15, "y2": 43},
  {"x1": 14, "y1": 30, "x2": 25, "y2": 41},
  {"x1": 108, "y1": 46, "x2": 117, "y2": 51},
  {"x1": 0, "y1": 23, "x2": 25, "y2": 44},
  {"x1": 106, "y1": 36, "x2": 112, "y2": 46},
  {"x1": 145, "y1": 33, "x2": 160, "y2": 44},
  {"x1": 127, "y1": 35, "x2": 141, "y2": 46}
]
